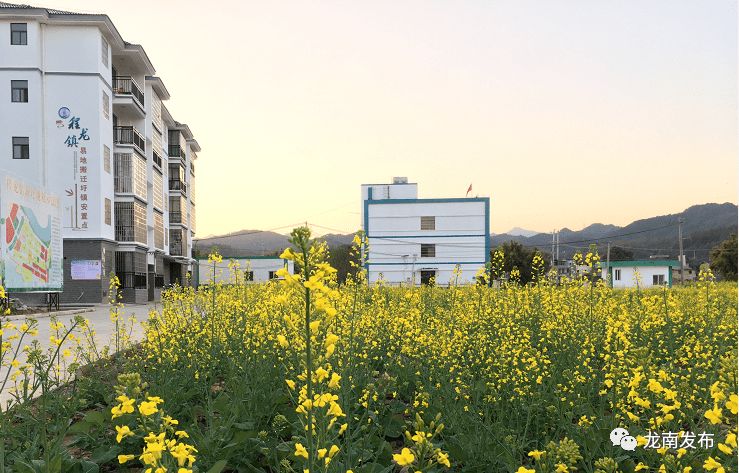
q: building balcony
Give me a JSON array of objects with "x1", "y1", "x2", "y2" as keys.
[
  {"x1": 113, "y1": 76, "x2": 145, "y2": 108},
  {"x1": 168, "y1": 144, "x2": 186, "y2": 159},
  {"x1": 112, "y1": 77, "x2": 145, "y2": 119},
  {"x1": 169, "y1": 211, "x2": 185, "y2": 225},
  {"x1": 114, "y1": 126, "x2": 145, "y2": 156},
  {"x1": 169, "y1": 241, "x2": 184, "y2": 256},
  {"x1": 169, "y1": 179, "x2": 187, "y2": 193}
]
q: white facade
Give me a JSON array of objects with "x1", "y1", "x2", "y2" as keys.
[
  {"x1": 1, "y1": 4, "x2": 200, "y2": 303},
  {"x1": 196, "y1": 257, "x2": 294, "y2": 286},
  {"x1": 361, "y1": 179, "x2": 490, "y2": 286},
  {"x1": 601, "y1": 261, "x2": 678, "y2": 288}
]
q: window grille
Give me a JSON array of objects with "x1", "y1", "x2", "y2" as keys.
[
  {"x1": 114, "y1": 153, "x2": 146, "y2": 199},
  {"x1": 421, "y1": 216, "x2": 435, "y2": 230},
  {"x1": 421, "y1": 244, "x2": 435, "y2": 258},
  {"x1": 115, "y1": 251, "x2": 147, "y2": 288},
  {"x1": 104, "y1": 145, "x2": 110, "y2": 173},
  {"x1": 154, "y1": 212, "x2": 164, "y2": 249},
  {"x1": 153, "y1": 172, "x2": 163, "y2": 210},
  {"x1": 104, "y1": 198, "x2": 111, "y2": 226},
  {"x1": 103, "y1": 91, "x2": 109, "y2": 120},
  {"x1": 101, "y1": 35, "x2": 109, "y2": 68},
  {"x1": 115, "y1": 201, "x2": 146, "y2": 243}
]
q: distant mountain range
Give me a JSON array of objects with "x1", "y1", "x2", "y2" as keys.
[{"x1": 195, "y1": 203, "x2": 737, "y2": 265}]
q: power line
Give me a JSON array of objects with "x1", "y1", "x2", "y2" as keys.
[{"x1": 554, "y1": 222, "x2": 678, "y2": 246}]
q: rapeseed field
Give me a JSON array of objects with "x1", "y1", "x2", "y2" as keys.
[{"x1": 0, "y1": 229, "x2": 736, "y2": 473}]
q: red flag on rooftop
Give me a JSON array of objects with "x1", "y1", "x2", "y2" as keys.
[{"x1": 466, "y1": 183, "x2": 472, "y2": 197}]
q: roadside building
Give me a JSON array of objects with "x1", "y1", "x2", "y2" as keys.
[
  {"x1": 361, "y1": 178, "x2": 490, "y2": 286},
  {"x1": 1, "y1": 3, "x2": 199, "y2": 303},
  {"x1": 600, "y1": 260, "x2": 679, "y2": 288},
  {"x1": 195, "y1": 256, "x2": 294, "y2": 286}
]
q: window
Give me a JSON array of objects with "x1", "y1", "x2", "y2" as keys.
[
  {"x1": 268, "y1": 271, "x2": 277, "y2": 280},
  {"x1": 104, "y1": 198, "x2": 111, "y2": 226},
  {"x1": 154, "y1": 212, "x2": 164, "y2": 249},
  {"x1": 11, "y1": 80, "x2": 28, "y2": 102},
  {"x1": 421, "y1": 244, "x2": 435, "y2": 258},
  {"x1": 115, "y1": 201, "x2": 147, "y2": 243},
  {"x1": 421, "y1": 270, "x2": 435, "y2": 286},
  {"x1": 421, "y1": 216, "x2": 435, "y2": 230},
  {"x1": 102, "y1": 91, "x2": 109, "y2": 120},
  {"x1": 653, "y1": 274, "x2": 665, "y2": 286},
  {"x1": 11, "y1": 24, "x2": 27, "y2": 45},
  {"x1": 104, "y1": 145, "x2": 110, "y2": 173},
  {"x1": 614, "y1": 269, "x2": 621, "y2": 281},
  {"x1": 244, "y1": 271, "x2": 254, "y2": 281},
  {"x1": 12, "y1": 137, "x2": 29, "y2": 159},
  {"x1": 101, "y1": 35, "x2": 109, "y2": 68}
]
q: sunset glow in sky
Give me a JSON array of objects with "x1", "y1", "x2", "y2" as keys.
[{"x1": 33, "y1": 0, "x2": 739, "y2": 237}]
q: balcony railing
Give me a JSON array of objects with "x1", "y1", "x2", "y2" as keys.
[
  {"x1": 169, "y1": 211, "x2": 183, "y2": 224},
  {"x1": 114, "y1": 126, "x2": 145, "y2": 155},
  {"x1": 153, "y1": 150, "x2": 162, "y2": 169},
  {"x1": 112, "y1": 76, "x2": 145, "y2": 109},
  {"x1": 170, "y1": 242, "x2": 183, "y2": 256},
  {"x1": 169, "y1": 179, "x2": 187, "y2": 193},
  {"x1": 168, "y1": 145, "x2": 186, "y2": 158}
]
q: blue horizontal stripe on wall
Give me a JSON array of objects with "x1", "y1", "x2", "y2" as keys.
[
  {"x1": 365, "y1": 262, "x2": 487, "y2": 266},
  {"x1": 368, "y1": 234, "x2": 486, "y2": 239}
]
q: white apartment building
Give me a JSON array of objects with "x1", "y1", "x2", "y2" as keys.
[
  {"x1": 1, "y1": 3, "x2": 199, "y2": 303},
  {"x1": 361, "y1": 178, "x2": 490, "y2": 286}
]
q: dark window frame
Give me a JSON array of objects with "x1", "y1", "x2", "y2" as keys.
[
  {"x1": 420, "y1": 243, "x2": 436, "y2": 258},
  {"x1": 11, "y1": 23, "x2": 27, "y2": 45},
  {"x1": 11, "y1": 80, "x2": 28, "y2": 102},
  {"x1": 12, "y1": 137, "x2": 29, "y2": 159},
  {"x1": 421, "y1": 216, "x2": 435, "y2": 230},
  {"x1": 420, "y1": 270, "x2": 435, "y2": 286}
]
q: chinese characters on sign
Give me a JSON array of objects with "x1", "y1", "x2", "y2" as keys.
[
  {"x1": 643, "y1": 430, "x2": 714, "y2": 450},
  {"x1": 61, "y1": 109, "x2": 93, "y2": 231}
]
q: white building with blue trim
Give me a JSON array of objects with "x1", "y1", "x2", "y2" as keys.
[{"x1": 361, "y1": 178, "x2": 490, "y2": 286}]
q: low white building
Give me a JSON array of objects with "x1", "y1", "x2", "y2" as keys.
[
  {"x1": 196, "y1": 256, "x2": 294, "y2": 286},
  {"x1": 601, "y1": 260, "x2": 679, "y2": 288},
  {"x1": 361, "y1": 178, "x2": 490, "y2": 286}
]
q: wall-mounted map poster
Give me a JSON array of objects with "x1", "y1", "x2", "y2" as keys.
[{"x1": 1, "y1": 170, "x2": 63, "y2": 292}]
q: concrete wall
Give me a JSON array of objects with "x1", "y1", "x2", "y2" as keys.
[{"x1": 61, "y1": 239, "x2": 117, "y2": 303}]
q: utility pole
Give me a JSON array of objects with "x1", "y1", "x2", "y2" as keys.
[
  {"x1": 677, "y1": 218, "x2": 685, "y2": 287},
  {"x1": 606, "y1": 241, "x2": 611, "y2": 288},
  {"x1": 551, "y1": 230, "x2": 555, "y2": 268}
]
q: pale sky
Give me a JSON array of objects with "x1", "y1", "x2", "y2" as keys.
[{"x1": 35, "y1": 0, "x2": 739, "y2": 237}]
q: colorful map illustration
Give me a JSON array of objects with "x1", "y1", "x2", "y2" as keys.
[{"x1": 5, "y1": 203, "x2": 51, "y2": 283}]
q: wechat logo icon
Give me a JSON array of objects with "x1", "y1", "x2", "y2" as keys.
[{"x1": 611, "y1": 428, "x2": 637, "y2": 451}]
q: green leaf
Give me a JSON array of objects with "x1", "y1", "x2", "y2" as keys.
[
  {"x1": 83, "y1": 410, "x2": 106, "y2": 427},
  {"x1": 48, "y1": 454, "x2": 63, "y2": 473},
  {"x1": 80, "y1": 460, "x2": 100, "y2": 473},
  {"x1": 212, "y1": 394, "x2": 230, "y2": 414},
  {"x1": 90, "y1": 445, "x2": 121, "y2": 464},
  {"x1": 205, "y1": 459, "x2": 228, "y2": 473},
  {"x1": 67, "y1": 421, "x2": 94, "y2": 434}
]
